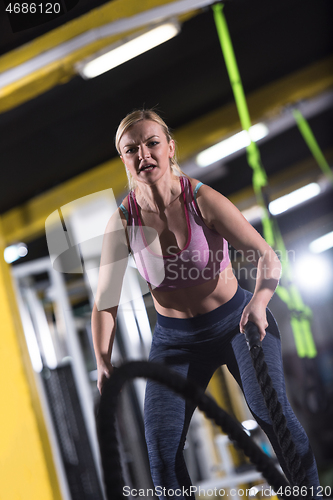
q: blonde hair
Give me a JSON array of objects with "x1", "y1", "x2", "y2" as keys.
[{"x1": 115, "y1": 109, "x2": 186, "y2": 191}]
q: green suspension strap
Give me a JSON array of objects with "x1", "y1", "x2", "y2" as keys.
[
  {"x1": 293, "y1": 109, "x2": 333, "y2": 186},
  {"x1": 212, "y1": 2, "x2": 317, "y2": 358}
]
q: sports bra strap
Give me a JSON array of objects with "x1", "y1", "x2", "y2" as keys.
[
  {"x1": 193, "y1": 181, "x2": 204, "y2": 210},
  {"x1": 119, "y1": 203, "x2": 129, "y2": 223},
  {"x1": 193, "y1": 182, "x2": 204, "y2": 198},
  {"x1": 120, "y1": 178, "x2": 204, "y2": 225}
]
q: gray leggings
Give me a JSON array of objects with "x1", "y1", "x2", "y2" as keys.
[{"x1": 144, "y1": 287, "x2": 320, "y2": 499}]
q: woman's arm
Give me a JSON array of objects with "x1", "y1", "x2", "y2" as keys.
[
  {"x1": 91, "y1": 304, "x2": 117, "y2": 394},
  {"x1": 92, "y1": 206, "x2": 129, "y2": 393},
  {"x1": 195, "y1": 182, "x2": 282, "y2": 340}
]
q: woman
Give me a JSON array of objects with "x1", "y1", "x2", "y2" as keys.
[{"x1": 91, "y1": 109, "x2": 320, "y2": 499}]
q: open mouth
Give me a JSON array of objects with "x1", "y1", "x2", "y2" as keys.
[{"x1": 139, "y1": 164, "x2": 155, "y2": 172}]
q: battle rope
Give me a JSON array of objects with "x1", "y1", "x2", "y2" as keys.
[
  {"x1": 244, "y1": 322, "x2": 310, "y2": 496},
  {"x1": 98, "y1": 360, "x2": 295, "y2": 500}
]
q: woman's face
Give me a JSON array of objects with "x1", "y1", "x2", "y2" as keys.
[{"x1": 119, "y1": 120, "x2": 175, "y2": 186}]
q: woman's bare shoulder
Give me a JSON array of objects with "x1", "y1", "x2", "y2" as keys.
[
  {"x1": 117, "y1": 195, "x2": 130, "y2": 226},
  {"x1": 188, "y1": 176, "x2": 215, "y2": 199},
  {"x1": 187, "y1": 176, "x2": 207, "y2": 195},
  {"x1": 103, "y1": 198, "x2": 129, "y2": 234},
  {"x1": 188, "y1": 176, "x2": 201, "y2": 189},
  {"x1": 120, "y1": 195, "x2": 129, "y2": 210}
]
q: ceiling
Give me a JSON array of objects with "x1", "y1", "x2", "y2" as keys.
[{"x1": 0, "y1": 0, "x2": 332, "y2": 258}]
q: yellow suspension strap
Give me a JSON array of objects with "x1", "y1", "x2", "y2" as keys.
[
  {"x1": 293, "y1": 109, "x2": 333, "y2": 186},
  {"x1": 212, "y1": 2, "x2": 317, "y2": 358}
]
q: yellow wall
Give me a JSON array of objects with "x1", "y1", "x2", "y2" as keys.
[{"x1": 0, "y1": 219, "x2": 62, "y2": 500}]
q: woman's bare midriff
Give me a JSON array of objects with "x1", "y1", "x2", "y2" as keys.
[{"x1": 151, "y1": 262, "x2": 239, "y2": 318}]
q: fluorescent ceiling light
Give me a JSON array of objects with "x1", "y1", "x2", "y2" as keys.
[
  {"x1": 268, "y1": 182, "x2": 321, "y2": 216},
  {"x1": 309, "y1": 231, "x2": 333, "y2": 253},
  {"x1": 196, "y1": 123, "x2": 268, "y2": 167},
  {"x1": 294, "y1": 254, "x2": 330, "y2": 293},
  {"x1": 78, "y1": 22, "x2": 180, "y2": 79},
  {"x1": 4, "y1": 243, "x2": 28, "y2": 264}
]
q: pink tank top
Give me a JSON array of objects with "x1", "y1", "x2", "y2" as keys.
[{"x1": 126, "y1": 176, "x2": 230, "y2": 291}]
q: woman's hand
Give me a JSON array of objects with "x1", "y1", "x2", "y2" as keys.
[
  {"x1": 97, "y1": 359, "x2": 114, "y2": 395},
  {"x1": 239, "y1": 297, "x2": 269, "y2": 341}
]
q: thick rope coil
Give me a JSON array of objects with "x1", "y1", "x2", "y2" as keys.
[
  {"x1": 244, "y1": 322, "x2": 311, "y2": 498},
  {"x1": 97, "y1": 360, "x2": 295, "y2": 500}
]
